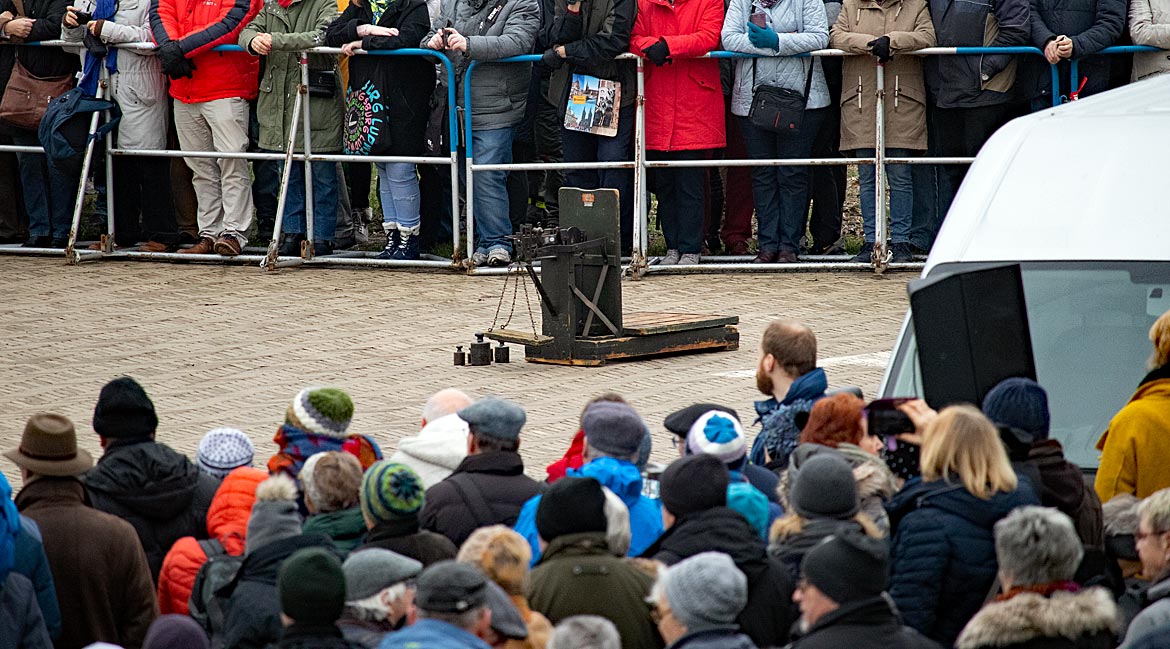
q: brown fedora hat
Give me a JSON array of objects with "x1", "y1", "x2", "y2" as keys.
[{"x1": 3, "y1": 413, "x2": 94, "y2": 477}]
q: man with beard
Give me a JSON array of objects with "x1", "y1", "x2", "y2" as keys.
[{"x1": 747, "y1": 320, "x2": 828, "y2": 470}]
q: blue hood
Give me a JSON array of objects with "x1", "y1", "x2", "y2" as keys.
[{"x1": 569, "y1": 457, "x2": 644, "y2": 507}]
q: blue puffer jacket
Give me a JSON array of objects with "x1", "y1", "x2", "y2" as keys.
[
  {"x1": 378, "y1": 619, "x2": 491, "y2": 649},
  {"x1": 514, "y1": 457, "x2": 663, "y2": 565},
  {"x1": 884, "y1": 476, "x2": 1039, "y2": 647}
]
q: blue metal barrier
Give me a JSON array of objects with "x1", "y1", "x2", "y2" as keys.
[{"x1": 1067, "y1": 45, "x2": 1163, "y2": 102}]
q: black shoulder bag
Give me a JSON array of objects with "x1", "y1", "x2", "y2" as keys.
[{"x1": 748, "y1": 56, "x2": 814, "y2": 133}]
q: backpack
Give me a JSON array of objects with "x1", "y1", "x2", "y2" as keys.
[
  {"x1": 37, "y1": 87, "x2": 120, "y2": 172},
  {"x1": 188, "y1": 539, "x2": 244, "y2": 647}
]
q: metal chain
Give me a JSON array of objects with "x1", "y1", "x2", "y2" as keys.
[{"x1": 488, "y1": 264, "x2": 512, "y2": 332}]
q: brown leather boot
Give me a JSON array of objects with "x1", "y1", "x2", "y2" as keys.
[
  {"x1": 213, "y1": 235, "x2": 242, "y2": 256},
  {"x1": 178, "y1": 237, "x2": 215, "y2": 254}
]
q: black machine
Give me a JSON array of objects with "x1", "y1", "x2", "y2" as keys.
[{"x1": 485, "y1": 188, "x2": 739, "y2": 366}]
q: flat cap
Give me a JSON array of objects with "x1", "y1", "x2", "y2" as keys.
[
  {"x1": 343, "y1": 548, "x2": 423, "y2": 602},
  {"x1": 664, "y1": 403, "x2": 740, "y2": 437},
  {"x1": 458, "y1": 397, "x2": 527, "y2": 441},
  {"x1": 415, "y1": 561, "x2": 488, "y2": 613}
]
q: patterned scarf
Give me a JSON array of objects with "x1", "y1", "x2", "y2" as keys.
[
  {"x1": 996, "y1": 581, "x2": 1080, "y2": 602},
  {"x1": 371, "y1": 0, "x2": 391, "y2": 24},
  {"x1": 267, "y1": 423, "x2": 383, "y2": 477}
]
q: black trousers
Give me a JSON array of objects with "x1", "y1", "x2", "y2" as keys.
[
  {"x1": 651, "y1": 150, "x2": 709, "y2": 255},
  {"x1": 933, "y1": 103, "x2": 1013, "y2": 214},
  {"x1": 112, "y1": 156, "x2": 178, "y2": 245},
  {"x1": 806, "y1": 57, "x2": 845, "y2": 253}
]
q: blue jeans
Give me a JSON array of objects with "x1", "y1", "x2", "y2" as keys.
[
  {"x1": 12, "y1": 130, "x2": 75, "y2": 238},
  {"x1": 562, "y1": 103, "x2": 635, "y2": 251},
  {"x1": 376, "y1": 162, "x2": 421, "y2": 230},
  {"x1": 739, "y1": 108, "x2": 827, "y2": 253},
  {"x1": 853, "y1": 148, "x2": 914, "y2": 244},
  {"x1": 281, "y1": 160, "x2": 339, "y2": 242},
  {"x1": 463, "y1": 126, "x2": 514, "y2": 254}
]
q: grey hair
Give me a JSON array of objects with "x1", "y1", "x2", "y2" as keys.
[
  {"x1": 1104, "y1": 494, "x2": 1141, "y2": 537},
  {"x1": 417, "y1": 605, "x2": 486, "y2": 632},
  {"x1": 602, "y1": 486, "x2": 631, "y2": 557},
  {"x1": 422, "y1": 388, "x2": 473, "y2": 423},
  {"x1": 548, "y1": 615, "x2": 622, "y2": 649},
  {"x1": 344, "y1": 583, "x2": 411, "y2": 622},
  {"x1": 1139, "y1": 488, "x2": 1170, "y2": 535},
  {"x1": 994, "y1": 506, "x2": 1083, "y2": 586}
]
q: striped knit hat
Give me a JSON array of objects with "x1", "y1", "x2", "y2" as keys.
[
  {"x1": 361, "y1": 461, "x2": 426, "y2": 525},
  {"x1": 286, "y1": 388, "x2": 354, "y2": 439}
]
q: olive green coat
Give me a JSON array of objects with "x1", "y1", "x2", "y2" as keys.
[
  {"x1": 830, "y1": 0, "x2": 935, "y2": 151},
  {"x1": 239, "y1": 0, "x2": 342, "y2": 152}
]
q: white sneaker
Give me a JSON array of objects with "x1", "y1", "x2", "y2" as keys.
[
  {"x1": 470, "y1": 251, "x2": 489, "y2": 266},
  {"x1": 487, "y1": 248, "x2": 512, "y2": 267},
  {"x1": 659, "y1": 250, "x2": 680, "y2": 266},
  {"x1": 678, "y1": 253, "x2": 701, "y2": 265}
]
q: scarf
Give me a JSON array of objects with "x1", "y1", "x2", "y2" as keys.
[
  {"x1": 267, "y1": 424, "x2": 383, "y2": 477},
  {"x1": 996, "y1": 581, "x2": 1080, "y2": 602},
  {"x1": 370, "y1": 0, "x2": 391, "y2": 23},
  {"x1": 79, "y1": 0, "x2": 118, "y2": 96}
]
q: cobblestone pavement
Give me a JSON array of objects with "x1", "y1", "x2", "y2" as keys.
[{"x1": 0, "y1": 257, "x2": 913, "y2": 482}]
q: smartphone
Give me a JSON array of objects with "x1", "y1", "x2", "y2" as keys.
[
  {"x1": 73, "y1": 10, "x2": 94, "y2": 23},
  {"x1": 865, "y1": 397, "x2": 914, "y2": 439},
  {"x1": 749, "y1": 11, "x2": 767, "y2": 28}
]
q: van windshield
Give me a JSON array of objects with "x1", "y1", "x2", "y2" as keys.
[{"x1": 885, "y1": 262, "x2": 1170, "y2": 470}]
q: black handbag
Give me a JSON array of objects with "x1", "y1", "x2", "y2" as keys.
[
  {"x1": 748, "y1": 57, "x2": 814, "y2": 133},
  {"x1": 308, "y1": 69, "x2": 338, "y2": 98}
]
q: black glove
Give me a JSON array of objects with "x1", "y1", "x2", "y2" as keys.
[
  {"x1": 541, "y1": 48, "x2": 564, "y2": 70},
  {"x1": 158, "y1": 41, "x2": 194, "y2": 79},
  {"x1": 867, "y1": 35, "x2": 892, "y2": 63},
  {"x1": 644, "y1": 37, "x2": 669, "y2": 66}
]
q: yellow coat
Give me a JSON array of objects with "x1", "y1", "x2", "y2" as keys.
[{"x1": 1095, "y1": 374, "x2": 1170, "y2": 502}]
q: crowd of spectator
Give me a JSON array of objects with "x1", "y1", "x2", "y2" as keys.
[
  {"x1": 0, "y1": 0, "x2": 1165, "y2": 263},
  {"x1": 3, "y1": 311, "x2": 1170, "y2": 649}
]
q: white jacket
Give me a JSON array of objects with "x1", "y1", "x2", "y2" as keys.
[
  {"x1": 389, "y1": 413, "x2": 469, "y2": 489},
  {"x1": 1130, "y1": 0, "x2": 1170, "y2": 81}
]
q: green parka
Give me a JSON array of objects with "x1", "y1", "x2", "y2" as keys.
[{"x1": 239, "y1": 0, "x2": 343, "y2": 152}]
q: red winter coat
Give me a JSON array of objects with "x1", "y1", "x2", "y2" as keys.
[
  {"x1": 630, "y1": 0, "x2": 726, "y2": 151},
  {"x1": 149, "y1": 0, "x2": 262, "y2": 103},
  {"x1": 156, "y1": 467, "x2": 267, "y2": 615}
]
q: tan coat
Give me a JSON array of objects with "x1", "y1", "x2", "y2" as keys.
[{"x1": 830, "y1": 0, "x2": 935, "y2": 151}]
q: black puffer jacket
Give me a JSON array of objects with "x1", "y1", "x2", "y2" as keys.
[
  {"x1": 219, "y1": 534, "x2": 337, "y2": 649},
  {"x1": 85, "y1": 439, "x2": 219, "y2": 582},
  {"x1": 419, "y1": 451, "x2": 541, "y2": 547},
  {"x1": 641, "y1": 507, "x2": 795, "y2": 648}
]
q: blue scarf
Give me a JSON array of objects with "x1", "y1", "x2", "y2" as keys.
[{"x1": 79, "y1": 0, "x2": 119, "y2": 96}]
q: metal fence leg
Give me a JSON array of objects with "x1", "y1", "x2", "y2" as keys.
[
  {"x1": 300, "y1": 53, "x2": 315, "y2": 259},
  {"x1": 873, "y1": 61, "x2": 888, "y2": 274},
  {"x1": 628, "y1": 56, "x2": 648, "y2": 280},
  {"x1": 261, "y1": 90, "x2": 304, "y2": 270},
  {"x1": 103, "y1": 121, "x2": 115, "y2": 254},
  {"x1": 442, "y1": 58, "x2": 461, "y2": 263},
  {"x1": 463, "y1": 63, "x2": 477, "y2": 267},
  {"x1": 65, "y1": 79, "x2": 108, "y2": 265}
]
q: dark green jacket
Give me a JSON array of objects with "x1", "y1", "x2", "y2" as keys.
[
  {"x1": 238, "y1": 0, "x2": 343, "y2": 152},
  {"x1": 529, "y1": 533, "x2": 662, "y2": 649},
  {"x1": 303, "y1": 508, "x2": 367, "y2": 556}
]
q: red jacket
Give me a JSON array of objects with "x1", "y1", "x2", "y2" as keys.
[
  {"x1": 150, "y1": 0, "x2": 262, "y2": 103},
  {"x1": 156, "y1": 467, "x2": 267, "y2": 615},
  {"x1": 630, "y1": 0, "x2": 726, "y2": 151}
]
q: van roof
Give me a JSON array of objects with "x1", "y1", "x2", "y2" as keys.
[{"x1": 924, "y1": 74, "x2": 1170, "y2": 274}]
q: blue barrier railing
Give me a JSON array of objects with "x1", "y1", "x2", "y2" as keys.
[{"x1": 1067, "y1": 45, "x2": 1163, "y2": 102}]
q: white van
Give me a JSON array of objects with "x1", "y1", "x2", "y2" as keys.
[{"x1": 879, "y1": 75, "x2": 1170, "y2": 470}]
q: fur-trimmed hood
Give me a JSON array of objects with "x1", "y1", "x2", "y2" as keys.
[{"x1": 955, "y1": 587, "x2": 1121, "y2": 649}]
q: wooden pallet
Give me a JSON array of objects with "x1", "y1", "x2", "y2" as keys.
[
  {"x1": 524, "y1": 311, "x2": 739, "y2": 366},
  {"x1": 620, "y1": 312, "x2": 739, "y2": 336}
]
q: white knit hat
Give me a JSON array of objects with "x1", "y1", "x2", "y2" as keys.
[
  {"x1": 196, "y1": 427, "x2": 255, "y2": 478},
  {"x1": 685, "y1": 410, "x2": 747, "y2": 464}
]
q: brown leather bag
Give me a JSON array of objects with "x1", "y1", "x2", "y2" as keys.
[{"x1": 0, "y1": 0, "x2": 75, "y2": 130}]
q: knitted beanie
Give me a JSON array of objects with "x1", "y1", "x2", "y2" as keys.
[
  {"x1": 982, "y1": 377, "x2": 1050, "y2": 442},
  {"x1": 287, "y1": 387, "x2": 355, "y2": 439},
  {"x1": 361, "y1": 461, "x2": 426, "y2": 526},
  {"x1": 536, "y1": 477, "x2": 608, "y2": 542},
  {"x1": 343, "y1": 548, "x2": 423, "y2": 601},
  {"x1": 581, "y1": 402, "x2": 646, "y2": 459},
  {"x1": 802, "y1": 530, "x2": 889, "y2": 604},
  {"x1": 456, "y1": 525, "x2": 532, "y2": 596},
  {"x1": 658, "y1": 454, "x2": 729, "y2": 519},
  {"x1": 279, "y1": 547, "x2": 347, "y2": 626},
  {"x1": 142, "y1": 615, "x2": 211, "y2": 649},
  {"x1": 789, "y1": 452, "x2": 860, "y2": 521},
  {"x1": 686, "y1": 410, "x2": 747, "y2": 464},
  {"x1": 196, "y1": 428, "x2": 254, "y2": 478},
  {"x1": 92, "y1": 376, "x2": 158, "y2": 439},
  {"x1": 246, "y1": 474, "x2": 302, "y2": 555},
  {"x1": 727, "y1": 481, "x2": 769, "y2": 539},
  {"x1": 660, "y1": 552, "x2": 747, "y2": 630}
]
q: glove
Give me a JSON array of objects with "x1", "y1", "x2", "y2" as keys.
[
  {"x1": 158, "y1": 41, "x2": 194, "y2": 79},
  {"x1": 644, "y1": 37, "x2": 669, "y2": 66},
  {"x1": 747, "y1": 21, "x2": 779, "y2": 51},
  {"x1": 541, "y1": 48, "x2": 564, "y2": 70},
  {"x1": 867, "y1": 35, "x2": 892, "y2": 62}
]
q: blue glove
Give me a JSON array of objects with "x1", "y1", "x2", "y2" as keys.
[{"x1": 747, "y1": 21, "x2": 779, "y2": 51}]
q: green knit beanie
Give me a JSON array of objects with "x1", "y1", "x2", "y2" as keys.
[
  {"x1": 361, "y1": 461, "x2": 426, "y2": 525},
  {"x1": 279, "y1": 547, "x2": 346, "y2": 626},
  {"x1": 288, "y1": 387, "x2": 354, "y2": 438}
]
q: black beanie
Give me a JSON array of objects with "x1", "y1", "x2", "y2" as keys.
[
  {"x1": 279, "y1": 547, "x2": 346, "y2": 626},
  {"x1": 659, "y1": 454, "x2": 729, "y2": 518},
  {"x1": 93, "y1": 377, "x2": 158, "y2": 439},
  {"x1": 801, "y1": 530, "x2": 888, "y2": 604},
  {"x1": 536, "y1": 477, "x2": 607, "y2": 542}
]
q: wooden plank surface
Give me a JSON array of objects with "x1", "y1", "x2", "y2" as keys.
[
  {"x1": 486, "y1": 329, "x2": 555, "y2": 346},
  {"x1": 621, "y1": 312, "x2": 739, "y2": 336}
]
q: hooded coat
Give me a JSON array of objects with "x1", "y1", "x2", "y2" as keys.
[
  {"x1": 790, "y1": 595, "x2": 940, "y2": 649},
  {"x1": 156, "y1": 467, "x2": 267, "y2": 615},
  {"x1": 388, "y1": 414, "x2": 469, "y2": 489},
  {"x1": 640, "y1": 506, "x2": 795, "y2": 648},
  {"x1": 1027, "y1": 440, "x2": 1103, "y2": 549},
  {"x1": 421, "y1": 451, "x2": 542, "y2": 547},
  {"x1": 514, "y1": 457, "x2": 663, "y2": 564},
  {"x1": 1095, "y1": 366, "x2": 1170, "y2": 502},
  {"x1": 956, "y1": 587, "x2": 1121, "y2": 649},
  {"x1": 15, "y1": 477, "x2": 158, "y2": 649},
  {"x1": 885, "y1": 477, "x2": 1040, "y2": 647},
  {"x1": 85, "y1": 440, "x2": 219, "y2": 582},
  {"x1": 777, "y1": 443, "x2": 899, "y2": 536},
  {"x1": 12, "y1": 517, "x2": 60, "y2": 640},
  {"x1": 529, "y1": 532, "x2": 662, "y2": 649},
  {"x1": 768, "y1": 516, "x2": 872, "y2": 580}
]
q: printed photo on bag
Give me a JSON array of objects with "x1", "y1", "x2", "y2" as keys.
[{"x1": 564, "y1": 74, "x2": 620, "y2": 138}]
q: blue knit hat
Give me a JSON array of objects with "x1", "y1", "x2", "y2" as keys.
[
  {"x1": 361, "y1": 461, "x2": 426, "y2": 525},
  {"x1": 686, "y1": 410, "x2": 747, "y2": 464},
  {"x1": 982, "y1": 377, "x2": 1050, "y2": 442}
]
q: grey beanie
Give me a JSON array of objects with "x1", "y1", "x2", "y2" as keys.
[
  {"x1": 661, "y1": 552, "x2": 747, "y2": 630},
  {"x1": 246, "y1": 474, "x2": 303, "y2": 555},
  {"x1": 343, "y1": 548, "x2": 424, "y2": 601},
  {"x1": 790, "y1": 451, "x2": 860, "y2": 521}
]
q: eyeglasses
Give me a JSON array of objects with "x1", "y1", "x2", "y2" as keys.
[{"x1": 670, "y1": 437, "x2": 683, "y2": 449}]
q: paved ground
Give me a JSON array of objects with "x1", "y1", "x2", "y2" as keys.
[{"x1": 0, "y1": 257, "x2": 913, "y2": 482}]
